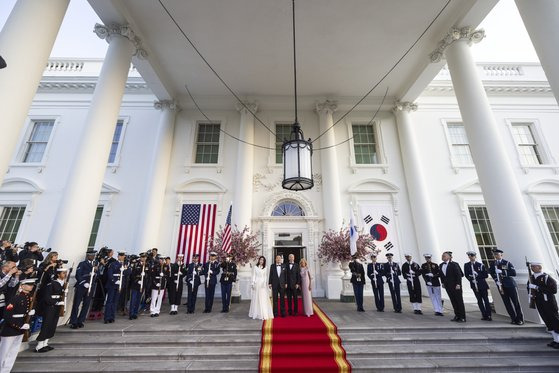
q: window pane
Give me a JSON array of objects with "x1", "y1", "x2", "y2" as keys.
[
  {"x1": 542, "y1": 206, "x2": 559, "y2": 257},
  {"x1": 88, "y1": 206, "x2": 104, "y2": 250},
  {"x1": 195, "y1": 123, "x2": 220, "y2": 164},
  {"x1": 352, "y1": 124, "x2": 377, "y2": 164},
  {"x1": 275, "y1": 124, "x2": 292, "y2": 164},
  {"x1": 447, "y1": 123, "x2": 473, "y2": 165},
  {"x1": 108, "y1": 121, "x2": 124, "y2": 164},
  {"x1": 22, "y1": 121, "x2": 54, "y2": 163},
  {"x1": 0, "y1": 206, "x2": 26, "y2": 242},
  {"x1": 512, "y1": 124, "x2": 542, "y2": 165},
  {"x1": 272, "y1": 201, "x2": 305, "y2": 216},
  {"x1": 468, "y1": 206, "x2": 497, "y2": 267}
]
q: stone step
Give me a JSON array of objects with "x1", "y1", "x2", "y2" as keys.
[
  {"x1": 42, "y1": 335, "x2": 260, "y2": 347},
  {"x1": 339, "y1": 331, "x2": 550, "y2": 344},
  {"x1": 337, "y1": 324, "x2": 544, "y2": 334}
]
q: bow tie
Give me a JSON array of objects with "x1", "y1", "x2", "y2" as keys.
[{"x1": 277, "y1": 264, "x2": 281, "y2": 266}]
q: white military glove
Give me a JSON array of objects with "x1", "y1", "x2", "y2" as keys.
[
  {"x1": 20, "y1": 323, "x2": 30, "y2": 330},
  {"x1": 528, "y1": 283, "x2": 538, "y2": 290},
  {"x1": 409, "y1": 270, "x2": 415, "y2": 275},
  {"x1": 28, "y1": 309, "x2": 35, "y2": 316},
  {"x1": 426, "y1": 273, "x2": 434, "y2": 277},
  {"x1": 159, "y1": 272, "x2": 164, "y2": 277},
  {"x1": 495, "y1": 268, "x2": 502, "y2": 274},
  {"x1": 472, "y1": 271, "x2": 478, "y2": 276},
  {"x1": 174, "y1": 280, "x2": 178, "y2": 284},
  {"x1": 115, "y1": 281, "x2": 121, "y2": 285},
  {"x1": 56, "y1": 301, "x2": 65, "y2": 306},
  {"x1": 427, "y1": 282, "x2": 432, "y2": 286},
  {"x1": 156, "y1": 283, "x2": 161, "y2": 287},
  {"x1": 84, "y1": 283, "x2": 90, "y2": 289},
  {"x1": 137, "y1": 281, "x2": 142, "y2": 285}
]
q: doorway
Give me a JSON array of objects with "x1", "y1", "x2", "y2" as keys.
[{"x1": 273, "y1": 232, "x2": 305, "y2": 264}]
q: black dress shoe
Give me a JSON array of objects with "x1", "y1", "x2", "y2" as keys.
[
  {"x1": 69, "y1": 324, "x2": 78, "y2": 329},
  {"x1": 552, "y1": 343, "x2": 559, "y2": 350},
  {"x1": 435, "y1": 312, "x2": 444, "y2": 316},
  {"x1": 377, "y1": 309, "x2": 384, "y2": 312},
  {"x1": 46, "y1": 345, "x2": 54, "y2": 351},
  {"x1": 456, "y1": 318, "x2": 466, "y2": 323},
  {"x1": 155, "y1": 313, "x2": 159, "y2": 317},
  {"x1": 104, "y1": 320, "x2": 109, "y2": 324},
  {"x1": 547, "y1": 341, "x2": 557, "y2": 347},
  {"x1": 395, "y1": 310, "x2": 402, "y2": 313},
  {"x1": 78, "y1": 323, "x2": 84, "y2": 328},
  {"x1": 510, "y1": 320, "x2": 516, "y2": 324},
  {"x1": 516, "y1": 320, "x2": 524, "y2": 325},
  {"x1": 357, "y1": 308, "x2": 365, "y2": 312},
  {"x1": 109, "y1": 319, "x2": 115, "y2": 323},
  {"x1": 203, "y1": 310, "x2": 210, "y2": 313},
  {"x1": 36, "y1": 347, "x2": 50, "y2": 353},
  {"x1": 220, "y1": 310, "x2": 226, "y2": 313},
  {"x1": 416, "y1": 310, "x2": 423, "y2": 315}
]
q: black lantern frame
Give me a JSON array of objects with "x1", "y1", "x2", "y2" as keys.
[{"x1": 282, "y1": 121, "x2": 314, "y2": 191}]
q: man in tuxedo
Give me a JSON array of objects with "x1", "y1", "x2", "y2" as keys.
[
  {"x1": 440, "y1": 251, "x2": 466, "y2": 322},
  {"x1": 269, "y1": 255, "x2": 287, "y2": 317},
  {"x1": 285, "y1": 254, "x2": 301, "y2": 316},
  {"x1": 489, "y1": 249, "x2": 524, "y2": 325}
]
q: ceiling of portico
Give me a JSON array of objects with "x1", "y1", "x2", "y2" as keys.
[{"x1": 88, "y1": 0, "x2": 498, "y2": 107}]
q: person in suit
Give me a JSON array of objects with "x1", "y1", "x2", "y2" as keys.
[
  {"x1": 402, "y1": 253, "x2": 423, "y2": 315},
  {"x1": 489, "y1": 249, "x2": 524, "y2": 325},
  {"x1": 349, "y1": 254, "x2": 365, "y2": 312},
  {"x1": 421, "y1": 254, "x2": 443, "y2": 316},
  {"x1": 203, "y1": 252, "x2": 221, "y2": 313},
  {"x1": 220, "y1": 253, "x2": 237, "y2": 313},
  {"x1": 440, "y1": 251, "x2": 466, "y2": 322},
  {"x1": 285, "y1": 254, "x2": 301, "y2": 316},
  {"x1": 464, "y1": 251, "x2": 491, "y2": 321},
  {"x1": 186, "y1": 254, "x2": 203, "y2": 314},
  {"x1": 69, "y1": 250, "x2": 97, "y2": 329},
  {"x1": 527, "y1": 261, "x2": 559, "y2": 349},
  {"x1": 383, "y1": 253, "x2": 402, "y2": 313},
  {"x1": 367, "y1": 253, "x2": 384, "y2": 312},
  {"x1": 268, "y1": 254, "x2": 287, "y2": 317}
]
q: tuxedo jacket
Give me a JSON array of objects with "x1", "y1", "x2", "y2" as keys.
[
  {"x1": 439, "y1": 261, "x2": 464, "y2": 289},
  {"x1": 269, "y1": 263, "x2": 287, "y2": 289},
  {"x1": 285, "y1": 262, "x2": 301, "y2": 289}
]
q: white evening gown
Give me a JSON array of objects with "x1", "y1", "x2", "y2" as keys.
[{"x1": 248, "y1": 266, "x2": 274, "y2": 320}]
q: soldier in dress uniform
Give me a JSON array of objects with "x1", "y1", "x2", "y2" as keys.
[
  {"x1": 349, "y1": 254, "x2": 365, "y2": 312},
  {"x1": 168, "y1": 254, "x2": 187, "y2": 315},
  {"x1": 129, "y1": 253, "x2": 148, "y2": 320},
  {"x1": 186, "y1": 254, "x2": 203, "y2": 313},
  {"x1": 69, "y1": 250, "x2": 97, "y2": 329},
  {"x1": 489, "y1": 249, "x2": 524, "y2": 325},
  {"x1": 35, "y1": 267, "x2": 67, "y2": 352},
  {"x1": 464, "y1": 251, "x2": 491, "y2": 321},
  {"x1": 402, "y1": 254, "x2": 422, "y2": 314},
  {"x1": 104, "y1": 251, "x2": 127, "y2": 323},
  {"x1": 366, "y1": 253, "x2": 384, "y2": 312},
  {"x1": 420, "y1": 254, "x2": 443, "y2": 316},
  {"x1": 384, "y1": 253, "x2": 402, "y2": 313},
  {"x1": 0, "y1": 278, "x2": 36, "y2": 372},
  {"x1": 147, "y1": 248, "x2": 159, "y2": 266},
  {"x1": 149, "y1": 256, "x2": 167, "y2": 317},
  {"x1": 203, "y1": 252, "x2": 221, "y2": 313},
  {"x1": 527, "y1": 261, "x2": 559, "y2": 349},
  {"x1": 220, "y1": 253, "x2": 237, "y2": 313}
]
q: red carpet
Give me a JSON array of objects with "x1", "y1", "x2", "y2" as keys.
[{"x1": 258, "y1": 300, "x2": 351, "y2": 373}]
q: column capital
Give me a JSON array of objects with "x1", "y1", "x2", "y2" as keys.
[
  {"x1": 392, "y1": 101, "x2": 418, "y2": 113},
  {"x1": 235, "y1": 101, "x2": 259, "y2": 115},
  {"x1": 429, "y1": 26, "x2": 485, "y2": 63},
  {"x1": 94, "y1": 23, "x2": 148, "y2": 59},
  {"x1": 154, "y1": 100, "x2": 180, "y2": 111},
  {"x1": 315, "y1": 100, "x2": 338, "y2": 115}
]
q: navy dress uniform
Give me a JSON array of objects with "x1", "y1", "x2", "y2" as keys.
[
  {"x1": 129, "y1": 254, "x2": 148, "y2": 320},
  {"x1": 168, "y1": 255, "x2": 187, "y2": 315},
  {"x1": 464, "y1": 251, "x2": 491, "y2": 321},
  {"x1": 367, "y1": 254, "x2": 384, "y2": 312},
  {"x1": 489, "y1": 249, "x2": 524, "y2": 325},
  {"x1": 36, "y1": 267, "x2": 67, "y2": 352},
  {"x1": 384, "y1": 253, "x2": 402, "y2": 313},
  {"x1": 69, "y1": 250, "x2": 96, "y2": 329},
  {"x1": 220, "y1": 254, "x2": 237, "y2": 313},
  {"x1": 186, "y1": 255, "x2": 203, "y2": 313},
  {"x1": 527, "y1": 262, "x2": 559, "y2": 348},
  {"x1": 203, "y1": 252, "x2": 221, "y2": 313},
  {"x1": 0, "y1": 278, "x2": 35, "y2": 372},
  {"x1": 421, "y1": 254, "x2": 443, "y2": 316},
  {"x1": 104, "y1": 252, "x2": 126, "y2": 323},
  {"x1": 402, "y1": 254, "x2": 422, "y2": 314},
  {"x1": 349, "y1": 256, "x2": 365, "y2": 312}
]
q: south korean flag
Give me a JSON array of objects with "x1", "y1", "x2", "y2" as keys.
[{"x1": 359, "y1": 203, "x2": 399, "y2": 257}]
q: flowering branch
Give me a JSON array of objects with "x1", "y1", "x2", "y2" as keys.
[
  {"x1": 210, "y1": 225, "x2": 261, "y2": 266},
  {"x1": 317, "y1": 226, "x2": 377, "y2": 264}
]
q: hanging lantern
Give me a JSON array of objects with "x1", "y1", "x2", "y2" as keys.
[{"x1": 282, "y1": 122, "x2": 313, "y2": 191}]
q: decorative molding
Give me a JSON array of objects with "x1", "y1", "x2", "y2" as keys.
[
  {"x1": 315, "y1": 100, "x2": 338, "y2": 114},
  {"x1": 429, "y1": 27, "x2": 485, "y2": 63},
  {"x1": 253, "y1": 172, "x2": 282, "y2": 192},
  {"x1": 174, "y1": 178, "x2": 227, "y2": 194},
  {"x1": 424, "y1": 84, "x2": 553, "y2": 96},
  {"x1": 37, "y1": 81, "x2": 149, "y2": 92},
  {"x1": 260, "y1": 190, "x2": 318, "y2": 217},
  {"x1": 0, "y1": 177, "x2": 44, "y2": 194},
  {"x1": 235, "y1": 101, "x2": 259, "y2": 115},
  {"x1": 392, "y1": 101, "x2": 418, "y2": 113},
  {"x1": 154, "y1": 100, "x2": 180, "y2": 111},
  {"x1": 94, "y1": 23, "x2": 148, "y2": 59}
]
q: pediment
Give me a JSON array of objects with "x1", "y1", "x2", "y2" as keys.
[
  {"x1": 0, "y1": 178, "x2": 43, "y2": 194},
  {"x1": 175, "y1": 178, "x2": 227, "y2": 194},
  {"x1": 526, "y1": 179, "x2": 559, "y2": 195},
  {"x1": 347, "y1": 179, "x2": 399, "y2": 194},
  {"x1": 101, "y1": 182, "x2": 120, "y2": 194},
  {"x1": 453, "y1": 180, "x2": 482, "y2": 195}
]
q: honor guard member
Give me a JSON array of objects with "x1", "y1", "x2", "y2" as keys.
[
  {"x1": 168, "y1": 254, "x2": 187, "y2": 315},
  {"x1": 69, "y1": 250, "x2": 97, "y2": 329},
  {"x1": 349, "y1": 254, "x2": 365, "y2": 312},
  {"x1": 527, "y1": 261, "x2": 559, "y2": 349},
  {"x1": 104, "y1": 251, "x2": 126, "y2": 323},
  {"x1": 464, "y1": 251, "x2": 491, "y2": 321},
  {"x1": 149, "y1": 256, "x2": 167, "y2": 317},
  {"x1": 402, "y1": 254, "x2": 422, "y2": 314},
  {"x1": 147, "y1": 248, "x2": 159, "y2": 266},
  {"x1": 220, "y1": 253, "x2": 237, "y2": 313},
  {"x1": 384, "y1": 253, "x2": 402, "y2": 313},
  {"x1": 440, "y1": 251, "x2": 466, "y2": 322},
  {"x1": 0, "y1": 278, "x2": 36, "y2": 372},
  {"x1": 186, "y1": 254, "x2": 203, "y2": 313},
  {"x1": 421, "y1": 254, "x2": 443, "y2": 316},
  {"x1": 203, "y1": 252, "x2": 221, "y2": 313},
  {"x1": 366, "y1": 253, "x2": 384, "y2": 312},
  {"x1": 36, "y1": 267, "x2": 67, "y2": 352},
  {"x1": 489, "y1": 249, "x2": 524, "y2": 325},
  {"x1": 129, "y1": 253, "x2": 148, "y2": 319},
  {"x1": 117, "y1": 255, "x2": 132, "y2": 316}
]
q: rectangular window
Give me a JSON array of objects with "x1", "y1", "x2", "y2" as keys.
[
  {"x1": 542, "y1": 206, "x2": 559, "y2": 257},
  {"x1": 0, "y1": 206, "x2": 26, "y2": 242},
  {"x1": 447, "y1": 123, "x2": 473, "y2": 165},
  {"x1": 352, "y1": 124, "x2": 378, "y2": 164},
  {"x1": 108, "y1": 120, "x2": 124, "y2": 164},
  {"x1": 87, "y1": 206, "x2": 104, "y2": 250},
  {"x1": 195, "y1": 122, "x2": 221, "y2": 164},
  {"x1": 468, "y1": 206, "x2": 497, "y2": 267},
  {"x1": 22, "y1": 120, "x2": 54, "y2": 163},
  {"x1": 511, "y1": 123, "x2": 542, "y2": 165},
  {"x1": 275, "y1": 123, "x2": 292, "y2": 164}
]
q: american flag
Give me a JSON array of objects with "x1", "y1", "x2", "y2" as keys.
[
  {"x1": 222, "y1": 204, "x2": 232, "y2": 253},
  {"x1": 176, "y1": 204, "x2": 217, "y2": 263}
]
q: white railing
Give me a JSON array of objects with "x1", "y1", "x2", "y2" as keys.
[
  {"x1": 482, "y1": 64, "x2": 523, "y2": 77},
  {"x1": 45, "y1": 60, "x2": 85, "y2": 72}
]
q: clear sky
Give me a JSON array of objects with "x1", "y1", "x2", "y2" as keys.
[{"x1": 0, "y1": 0, "x2": 539, "y2": 62}]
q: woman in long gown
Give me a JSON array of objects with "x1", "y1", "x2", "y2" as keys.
[
  {"x1": 249, "y1": 256, "x2": 274, "y2": 320},
  {"x1": 300, "y1": 258, "x2": 314, "y2": 317}
]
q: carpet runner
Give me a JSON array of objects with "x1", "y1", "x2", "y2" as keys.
[{"x1": 258, "y1": 301, "x2": 351, "y2": 372}]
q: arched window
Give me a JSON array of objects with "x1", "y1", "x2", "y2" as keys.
[{"x1": 271, "y1": 201, "x2": 305, "y2": 217}]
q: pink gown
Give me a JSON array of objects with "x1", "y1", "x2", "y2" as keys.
[{"x1": 300, "y1": 267, "x2": 314, "y2": 316}]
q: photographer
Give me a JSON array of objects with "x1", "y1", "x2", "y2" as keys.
[
  {"x1": 0, "y1": 241, "x2": 19, "y2": 263},
  {"x1": 0, "y1": 261, "x2": 20, "y2": 320},
  {"x1": 18, "y1": 242, "x2": 45, "y2": 266}
]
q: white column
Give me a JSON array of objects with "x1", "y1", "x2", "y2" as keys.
[
  {"x1": 432, "y1": 27, "x2": 543, "y2": 322},
  {"x1": 515, "y1": 0, "x2": 559, "y2": 105},
  {"x1": 315, "y1": 100, "x2": 344, "y2": 299},
  {"x1": 47, "y1": 24, "x2": 145, "y2": 265},
  {"x1": 393, "y1": 102, "x2": 441, "y2": 259},
  {"x1": 134, "y1": 100, "x2": 179, "y2": 252},
  {"x1": 0, "y1": 0, "x2": 70, "y2": 185},
  {"x1": 232, "y1": 102, "x2": 257, "y2": 230}
]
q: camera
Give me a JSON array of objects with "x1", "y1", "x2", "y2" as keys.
[{"x1": 57, "y1": 259, "x2": 69, "y2": 265}]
